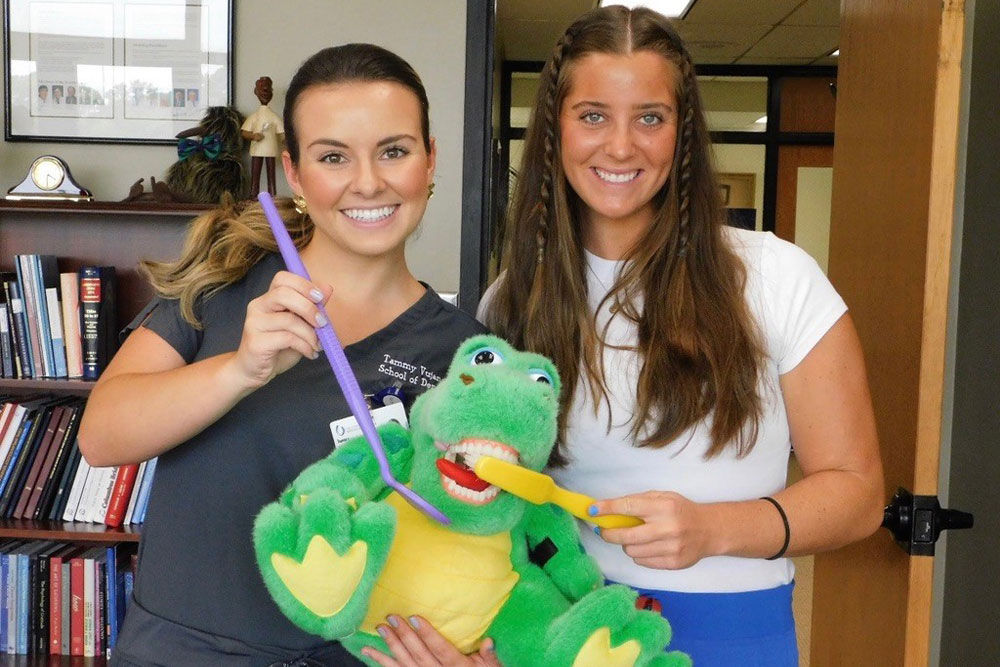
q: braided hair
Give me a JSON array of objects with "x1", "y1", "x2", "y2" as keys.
[{"x1": 487, "y1": 6, "x2": 766, "y2": 462}]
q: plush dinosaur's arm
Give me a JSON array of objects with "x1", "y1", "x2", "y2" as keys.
[
  {"x1": 278, "y1": 421, "x2": 414, "y2": 509},
  {"x1": 517, "y1": 503, "x2": 603, "y2": 603}
]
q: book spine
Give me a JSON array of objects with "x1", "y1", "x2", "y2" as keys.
[
  {"x1": 7, "y1": 284, "x2": 31, "y2": 379},
  {"x1": 36, "y1": 552, "x2": 50, "y2": 655},
  {"x1": 17, "y1": 551, "x2": 28, "y2": 654},
  {"x1": 123, "y1": 460, "x2": 146, "y2": 525},
  {"x1": 0, "y1": 554, "x2": 8, "y2": 652},
  {"x1": 63, "y1": 457, "x2": 92, "y2": 522},
  {"x1": 0, "y1": 305, "x2": 12, "y2": 378},
  {"x1": 79, "y1": 268, "x2": 101, "y2": 381},
  {"x1": 92, "y1": 467, "x2": 119, "y2": 525},
  {"x1": 60, "y1": 561, "x2": 70, "y2": 655},
  {"x1": 59, "y1": 273, "x2": 84, "y2": 378},
  {"x1": 31, "y1": 256, "x2": 55, "y2": 377},
  {"x1": 6, "y1": 554, "x2": 16, "y2": 653},
  {"x1": 69, "y1": 558, "x2": 83, "y2": 656},
  {"x1": 14, "y1": 256, "x2": 41, "y2": 378},
  {"x1": 49, "y1": 446, "x2": 81, "y2": 521},
  {"x1": 82, "y1": 556, "x2": 94, "y2": 658},
  {"x1": 132, "y1": 457, "x2": 157, "y2": 524},
  {"x1": 46, "y1": 288, "x2": 68, "y2": 379},
  {"x1": 50, "y1": 555, "x2": 62, "y2": 654},
  {"x1": 104, "y1": 464, "x2": 138, "y2": 528}
]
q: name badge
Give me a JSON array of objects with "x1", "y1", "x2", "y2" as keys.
[{"x1": 329, "y1": 402, "x2": 409, "y2": 449}]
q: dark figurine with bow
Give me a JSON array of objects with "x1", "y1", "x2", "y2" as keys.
[{"x1": 164, "y1": 106, "x2": 248, "y2": 204}]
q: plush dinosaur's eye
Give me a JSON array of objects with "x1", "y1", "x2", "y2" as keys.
[
  {"x1": 528, "y1": 369, "x2": 553, "y2": 385},
  {"x1": 470, "y1": 346, "x2": 504, "y2": 366}
]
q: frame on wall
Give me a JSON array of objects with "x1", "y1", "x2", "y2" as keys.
[{"x1": 3, "y1": 0, "x2": 233, "y2": 144}]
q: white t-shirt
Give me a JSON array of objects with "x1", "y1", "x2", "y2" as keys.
[
  {"x1": 241, "y1": 105, "x2": 284, "y2": 157},
  {"x1": 478, "y1": 228, "x2": 847, "y2": 593}
]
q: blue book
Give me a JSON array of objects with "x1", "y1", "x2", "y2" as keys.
[
  {"x1": 132, "y1": 457, "x2": 157, "y2": 524},
  {"x1": 30, "y1": 256, "x2": 55, "y2": 378},
  {"x1": 6, "y1": 553, "x2": 17, "y2": 653},
  {"x1": 9, "y1": 264, "x2": 34, "y2": 378},
  {"x1": 0, "y1": 417, "x2": 34, "y2": 498},
  {"x1": 105, "y1": 544, "x2": 118, "y2": 656},
  {"x1": 0, "y1": 549, "x2": 9, "y2": 651},
  {"x1": 17, "y1": 547, "x2": 31, "y2": 654}
]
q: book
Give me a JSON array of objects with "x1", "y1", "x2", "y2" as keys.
[
  {"x1": 3, "y1": 279, "x2": 31, "y2": 379},
  {"x1": 0, "y1": 540, "x2": 25, "y2": 653},
  {"x1": 34, "y1": 402, "x2": 84, "y2": 520},
  {"x1": 23, "y1": 405, "x2": 74, "y2": 520},
  {"x1": 33, "y1": 542, "x2": 63, "y2": 655},
  {"x1": 49, "y1": 544, "x2": 78, "y2": 655},
  {"x1": 49, "y1": 444, "x2": 83, "y2": 521},
  {"x1": 14, "y1": 256, "x2": 43, "y2": 378},
  {"x1": 0, "y1": 408, "x2": 34, "y2": 503},
  {"x1": 45, "y1": 287, "x2": 68, "y2": 379},
  {"x1": 79, "y1": 266, "x2": 117, "y2": 381},
  {"x1": 69, "y1": 551, "x2": 85, "y2": 656},
  {"x1": 132, "y1": 456, "x2": 157, "y2": 523},
  {"x1": 35, "y1": 256, "x2": 63, "y2": 378},
  {"x1": 104, "y1": 464, "x2": 139, "y2": 528},
  {"x1": 0, "y1": 402, "x2": 57, "y2": 518},
  {"x1": 0, "y1": 304, "x2": 13, "y2": 379},
  {"x1": 0, "y1": 275, "x2": 22, "y2": 379},
  {"x1": 60, "y1": 558, "x2": 71, "y2": 654},
  {"x1": 62, "y1": 454, "x2": 93, "y2": 522},
  {"x1": 60, "y1": 272, "x2": 83, "y2": 379},
  {"x1": 122, "y1": 459, "x2": 147, "y2": 526},
  {"x1": 15, "y1": 541, "x2": 52, "y2": 654},
  {"x1": 13, "y1": 405, "x2": 66, "y2": 519}
]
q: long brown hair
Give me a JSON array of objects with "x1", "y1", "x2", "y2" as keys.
[
  {"x1": 142, "y1": 43, "x2": 432, "y2": 326},
  {"x1": 486, "y1": 6, "x2": 765, "y2": 463}
]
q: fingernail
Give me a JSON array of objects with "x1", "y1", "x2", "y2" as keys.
[
  {"x1": 309, "y1": 288, "x2": 323, "y2": 303},
  {"x1": 587, "y1": 504, "x2": 598, "y2": 516},
  {"x1": 387, "y1": 616, "x2": 399, "y2": 628},
  {"x1": 377, "y1": 625, "x2": 388, "y2": 638},
  {"x1": 315, "y1": 312, "x2": 328, "y2": 327},
  {"x1": 593, "y1": 525, "x2": 601, "y2": 536},
  {"x1": 310, "y1": 350, "x2": 319, "y2": 360},
  {"x1": 408, "y1": 616, "x2": 420, "y2": 629},
  {"x1": 485, "y1": 638, "x2": 496, "y2": 652}
]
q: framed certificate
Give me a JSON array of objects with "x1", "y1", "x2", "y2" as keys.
[{"x1": 3, "y1": 0, "x2": 233, "y2": 144}]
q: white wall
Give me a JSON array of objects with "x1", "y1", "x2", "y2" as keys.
[
  {"x1": 794, "y1": 167, "x2": 833, "y2": 272},
  {"x1": 0, "y1": 0, "x2": 468, "y2": 291}
]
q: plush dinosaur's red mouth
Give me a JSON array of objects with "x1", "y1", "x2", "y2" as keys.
[{"x1": 434, "y1": 439, "x2": 519, "y2": 505}]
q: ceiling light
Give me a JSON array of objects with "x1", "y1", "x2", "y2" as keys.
[
  {"x1": 830, "y1": 49, "x2": 840, "y2": 57},
  {"x1": 597, "y1": 0, "x2": 698, "y2": 19}
]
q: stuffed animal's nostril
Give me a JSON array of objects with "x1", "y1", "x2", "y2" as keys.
[{"x1": 460, "y1": 373, "x2": 474, "y2": 385}]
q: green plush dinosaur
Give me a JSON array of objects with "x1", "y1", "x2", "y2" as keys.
[{"x1": 253, "y1": 335, "x2": 690, "y2": 667}]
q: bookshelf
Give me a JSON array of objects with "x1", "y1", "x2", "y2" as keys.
[{"x1": 0, "y1": 199, "x2": 204, "y2": 545}]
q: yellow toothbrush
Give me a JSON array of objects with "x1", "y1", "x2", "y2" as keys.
[{"x1": 473, "y1": 457, "x2": 643, "y2": 529}]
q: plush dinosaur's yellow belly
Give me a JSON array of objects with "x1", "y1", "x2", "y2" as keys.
[{"x1": 359, "y1": 492, "x2": 520, "y2": 653}]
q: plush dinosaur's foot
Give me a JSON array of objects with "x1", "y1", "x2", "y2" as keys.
[
  {"x1": 542, "y1": 585, "x2": 690, "y2": 667},
  {"x1": 253, "y1": 486, "x2": 396, "y2": 639}
]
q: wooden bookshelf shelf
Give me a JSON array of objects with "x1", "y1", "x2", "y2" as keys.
[
  {"x1": 0, "y1": 379, "x2": 95, "y2": 397},
  {"x1": 0, "y1": 654, "x2": 107, "y2": 665},
  {"x1": 0, "y1": 519, "x2": 139, "y2": 543},
  {"x1": 0, "y1": 199, "x2": 209, "y2": 217}
]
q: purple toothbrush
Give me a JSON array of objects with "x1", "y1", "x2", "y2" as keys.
[{"x1": 257, "y1": 192, "x2": 450, "y2": 524}]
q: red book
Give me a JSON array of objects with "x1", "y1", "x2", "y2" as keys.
[
  {"x1": 70, "y1": 555, "x2": 85, "y2": 656},
  {"x1": 103, "y1": 463, "x2": 139, "y2": 527}
]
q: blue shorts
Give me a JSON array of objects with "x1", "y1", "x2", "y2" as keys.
[{"x1": 622, "y1": 581, "x2": 798, "y2": 667}]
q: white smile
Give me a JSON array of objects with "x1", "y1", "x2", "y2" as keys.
[
  {"x1": 593, "y1": 167, "x2": 640, "y2": 184},
  {"x1": 436, "y1": 438, "x2": 519, "y2": 505},
  {"x1": 341, "y1": 205, "x2": 398, "y2": 222}
]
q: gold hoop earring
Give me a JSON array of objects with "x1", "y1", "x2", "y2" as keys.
[
  {"x1": 427, "y1": 182, "x2": 435, "y2": 200},
  {"x1": 293, "y1": 195, "x2": 308, "y2": 215}
]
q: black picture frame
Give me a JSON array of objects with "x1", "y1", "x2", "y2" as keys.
[{"x1": 3, "y1": 0, "x2": 233, "y2": 145}]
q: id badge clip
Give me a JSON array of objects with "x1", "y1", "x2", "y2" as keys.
[{"x1": 330, "y1": 401, "x2": 408, "y2": 449}]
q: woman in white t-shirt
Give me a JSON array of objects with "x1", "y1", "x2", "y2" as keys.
[{"x1": 479, "y1": 6, "x2": 884, "y2": 665}]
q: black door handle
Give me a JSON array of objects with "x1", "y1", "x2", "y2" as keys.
[{"x1": 882, "y1": 487, "x2": 974, "y2": 556}]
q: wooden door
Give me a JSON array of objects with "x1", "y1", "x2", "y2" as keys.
[{"x1": 810, "y1": 1, "x2": 966, "y2": 665}]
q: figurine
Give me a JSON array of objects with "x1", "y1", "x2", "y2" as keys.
[
  {"x1": 164, "y1": 106, "x2": 248, "y2": 204},
  {"x1": 241, "y1": 76, "x2": 285, "y2": 196}
]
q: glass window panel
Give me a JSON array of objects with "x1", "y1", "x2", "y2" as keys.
[
  {"x1": 699, "y1": 76, "x2": 768, "y2": 133},
  {"x1": 711, "y1": 143, "x2": 765, "y2": 230}
]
